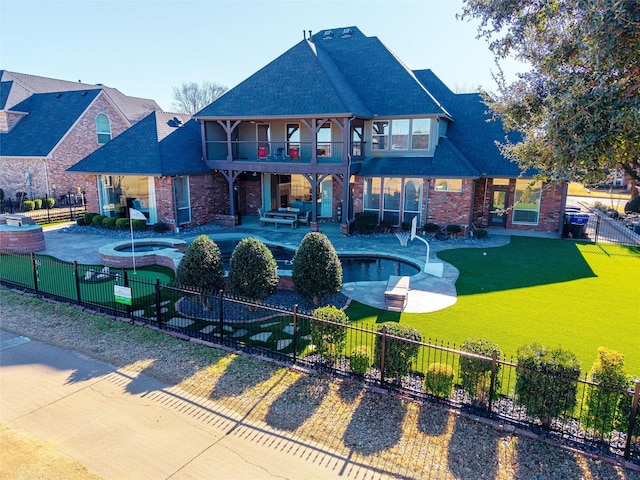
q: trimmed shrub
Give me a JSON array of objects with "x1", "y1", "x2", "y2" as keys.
[
  {"x1": 581, "y1": 348, "x2": 629, "y2": 436},
  {"x1": 76, "y1": 217, "x2": 86, "y2": 226},
  {"x1": 152, "y1": 222, "x2": 168, "y2": 233},
  {"x1": 349, "y1": 345, "x2": 372, "y2": 375},
  {"x1": 22, "y1": 200, "x2": 34, "y2": 211},
  {"x1": 292, "y1": 232, "x2": 342, "y2": 304},
  {"x1": 33, "y1": 198, "x2": 42, "y2": 209},
  {"x1": 423, "y1": 222, "x2": 439, "y2": 236},
  {"x1": 44, "y1": 197, "x2": 55, "y2": 208},
  {"x1": 459, "y1": 338, "x2": 502, "y2": 402},
  {"x1": 625, "y1": 195, "x2": 640, "y2": 213},
  {"x1": 354, "y1": 211, "x2": 378, "y2": 235},
  {"x1": 227, "y1": 237, "x2": 278, "y2": 301},
  {"x1": 473, "y1": 228, "x2": 488, "y2": 239},
  {"x1": 92, "y1": 215, "x2": 106, "y2": 226},
  {"x1": 174, "y1": 235, "x2": 224, "y2": 294},
  {"x1": 446, "y1": 224, "x2": 462, "y2": 238},
  {"x1": 115, "y1": 218, "x2": 130, "y2": 230},
  {"x1": 102, "y1": 217, "x2": 117, "y2": 229},
  {"x1": 515, "y1": 342, "x2": 581, "y2": 428},
  {"x1": 311, "y1": 306, "x2": 349, "y2": 361},
  {"x1": 131, "y1": 219, "x2": 147, "y2": 231},
  {"x1": 84, "y1": 212, "x2": 99, "y2": 225},
  {"x1": 374, "y1": 322, "x2": 421, "y2": 380},
  {"x1": 425, "y1": 363, "x2": 455, "y2": 398},
  {"x1": 400, "y1": 221, "x2": 411, "y2": 231},
  {"x1": 379, "y1": 219, "x2": 393, "y2": 233}
]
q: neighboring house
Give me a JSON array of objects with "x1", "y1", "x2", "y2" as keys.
[
  {"x1": 195, "y1": 27, "x2": 566, "y2": 234},
  {"x1": 0, "y1": 70, "x2": 159, "y2": 208},
  {"x1": 68, "y1": 111, "x2": 215, "y2": 230}
]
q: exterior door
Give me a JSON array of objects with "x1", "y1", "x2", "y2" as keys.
[{"x1": 489, "y1": 186, "x2": 508, "y2": 227}]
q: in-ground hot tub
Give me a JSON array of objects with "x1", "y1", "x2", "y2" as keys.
[{"x1": 99, "y1": 238, "x2": 186, "y2": 271}]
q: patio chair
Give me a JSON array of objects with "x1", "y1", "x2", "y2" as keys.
[
  {"x1": 273, "y1": 147, "x2": 285, "y2": 160},
  {"x1": 298, "y1": 210, "x2": 311, "y2": 226}
]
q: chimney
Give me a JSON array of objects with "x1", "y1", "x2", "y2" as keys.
[{"x1": 308, "y1": 30, "x2": 312, "y2": 40}]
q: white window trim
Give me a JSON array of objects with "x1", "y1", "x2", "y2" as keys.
[{"x1": 96, "y1": 113, "x2": 111, "y2": 145}]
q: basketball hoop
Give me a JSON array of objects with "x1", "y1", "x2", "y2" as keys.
[{"x1": 395, "y1": 231, "x2": 410, "y2": 247}]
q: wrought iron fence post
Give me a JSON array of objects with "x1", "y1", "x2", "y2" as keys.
[
  {"x1": 30, "y1": 253, "x2": 39, "y2": 294},
  {"x1": 624, "y1": 379, "x2": 640, "y2": 461},
  {"x1": 155, "y1": 278, "x2": 162, "y2": 329},
  {"x1": 218, "y1": 289, "x2": 224, "y2": 340},
  {"x1": 487, "y1": 349, "x2": 498, "y2": 418},
  {"x1": 73, "y1": 261, "x2": 81, "y2": 304},
  {"x1": 379, "y1": 325, "x2": 387, "y2": 388},
  {"x1": 292, "y1": 304, "x2": 298, "y2": 363}
]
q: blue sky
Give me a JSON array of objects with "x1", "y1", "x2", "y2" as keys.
[{"x1": 1, "y1": 0, "x2": 526, "y2": 111}]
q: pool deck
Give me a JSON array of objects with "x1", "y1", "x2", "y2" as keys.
[{"x1": 39, "y1": 217, "x2": 550, "y2": 313}]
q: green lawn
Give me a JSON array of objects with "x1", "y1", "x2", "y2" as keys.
[{"x1": 346, "y1": 237, "x2": 640, "y2": 377}]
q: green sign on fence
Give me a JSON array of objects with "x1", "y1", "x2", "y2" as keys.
[{"x1": 114, "y1": 285, "x2": 132, "y2": 306}]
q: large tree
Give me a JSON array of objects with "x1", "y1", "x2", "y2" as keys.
[
  {"x1": 171, "y1": 81, "x2": 228, "y2": 115},
  {"x1": 461, "y1": 0, "x2": 640, "y2": 196}
]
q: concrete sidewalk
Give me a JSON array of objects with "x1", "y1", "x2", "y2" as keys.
[{"x1": 0, "y1": 330, "x2": 392, "y2": 479}]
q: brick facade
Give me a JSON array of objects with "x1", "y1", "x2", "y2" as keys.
[{"x1": 0, "y1": 92, "x2": 129, "y2": 210}]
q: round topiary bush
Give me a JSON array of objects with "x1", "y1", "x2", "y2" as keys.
[
  {"x1": 83, "y1": 212, "x2": 99, "y2": 225},
  {"x1": 515, "y1": 342, "x2": 581, "y2": 428},
  {"x1": 227, "y1": 237, "x2": 278, "y2": 301},
  {"x1": 446, "y1": 224, "x2": 462, "y2": 238},
  {"x1": 33, "y1": 198, "x2": 42, "y2": 209},
  {"x1": 76, "y1": 217, "x2": 86, "y2": 226},
  {"x1": 425, "y1": 362, "x2": 455, "y2": 397},
  {"x1": 292, "y1": 232, "x2": 342, "y2": 304},
  {"x1": 22, "y1": 200, "x2": 34, "y2": 211},
  {"x1": 374, "y1": 322, "x2": 422, "y2": 380},
  {"x1": 131, "y1": 219, "x2": 147, "y2": 231},
  {"x1": 102, "y1": 217, "x2": 117, "y2": 229},
  {"x1": 174, "y1": 235, "x2": 224, "y2": 294},
  {"x1": 423, "y1": 222, "x2": 439, "y2": 236},
  {"x1": 92, "y1": 215, "x2": 106, "y2": 226},
  {"x1": 115, "y1": 218, "x2": 130, "y2": 230},
  {"x1": 349, "y1": 345, "x2": 372, "y2": 375},
  {"x1": 310, "y1": 305, "x2": 349, "y2": 361},
  {"x1": 473, "y1": 228, "x2": 488, "y2": 239},
  {"x1": 459, "y1": 338, "x2": 502, "y2": 403},
  {"x1": 44, "y1": 197, "x2": 55, "y2": 209}
]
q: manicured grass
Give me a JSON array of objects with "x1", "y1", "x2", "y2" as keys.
[{"x1": 346, "y1": 237, "x2": 640, "y2": 377}]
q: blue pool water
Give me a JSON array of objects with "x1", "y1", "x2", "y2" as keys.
[{"x1": 215, "y1": 239, "x2": 419, "y2": 282}]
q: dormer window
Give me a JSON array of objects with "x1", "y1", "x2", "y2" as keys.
[
  {"x1": 372, "y1": 118, "x2": 431, "y2": 151},
  {"x1": 96, "y1": 114, "x2": 111, "y2": 144}
]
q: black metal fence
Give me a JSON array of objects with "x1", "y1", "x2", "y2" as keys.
[
  {"x1": 1, "y1": 198, "x2": 86, "y2": 223},
  {"x1": 564, "y1": 206, "x2": 640, "y2": 247},
  {"x1": 1, "y1": 249, "x2": 638, "y2": 467}
]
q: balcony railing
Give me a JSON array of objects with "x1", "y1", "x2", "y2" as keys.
[{"x1": 205, "y1": 141, "x2": 352, "y2": 164}]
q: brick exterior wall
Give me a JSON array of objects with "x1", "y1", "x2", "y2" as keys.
[
  {"x1": 425, "y1": 178, "x2": 473, "y2": 227},
  {"x1": 472, "y1": 178, "x2": 564, "y2": 233},
  {"x1": 0, "y1": 92, "x2": 129, "y2": 210}
]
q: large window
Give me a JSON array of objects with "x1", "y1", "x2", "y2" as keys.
[
  {"x1": 96, "y1": 114, "x2": 111, "y2": 144},
  {"x1": 363, "y1": 177, "x2": 423, "y2": 226},
  {"x1": 513, "y1": 180, "x2": 541, "y2": 225},
  {"x1": 434, "y1": 179, "x2": 462, "y2": 192},
  {"x1": 363, "y1": 177, "x2": 381, "y2": 220},
  {"x1": 97, "y1": 175, "x2": 155, "y2": 223},
  {"x1": 174, "y1": 176, "x2": 191, "y2": 225},
  {"x1": 372, "y1": 118, "x2": 431, "y2": 151}
]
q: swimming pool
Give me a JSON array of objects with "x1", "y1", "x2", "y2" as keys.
[{"x1": 216, "y1": 239, "x2": 419, "y2": 282}]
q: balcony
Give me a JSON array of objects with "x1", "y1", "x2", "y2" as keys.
[{"x1": 206, "y1": 141, "x2": 353, "y2": 165}]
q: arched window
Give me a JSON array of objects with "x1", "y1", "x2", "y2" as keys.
[{"x1": 96, "y1": 114, "x2": 111, "y2": 144}]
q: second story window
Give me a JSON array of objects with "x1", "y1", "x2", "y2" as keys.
[
  {"x1": 372, "y1": 118, "x2": 431, "y2": 151},
  {"x1": 96, "y1": 114, "x2": 111, "y2": 144}
]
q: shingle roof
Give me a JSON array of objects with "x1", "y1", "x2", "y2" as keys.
[
  {"x1": 358, "y1": 138, "x2": 480, "y2": 178},
  {"x1": 68, "y1": 111, "x2": 209, "y2": 176},
  {"x1": 196, "y1": 27, "x2": 448, "y2": 119},
  {"x1": 0, "y1": 70, "x2": 159, "y2": 123},
  {"x1": 0, "y1": 89, "x2": 101, "y2": 157},
  {"x1": 413, "y1": 69, "x2": 528, "y2": 178}
]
